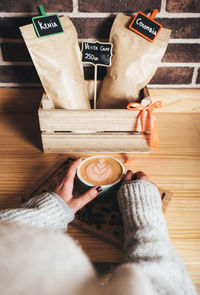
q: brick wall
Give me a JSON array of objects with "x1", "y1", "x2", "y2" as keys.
[{"x1": 0, "y1": 0, "x2": 199, "y2": 88}]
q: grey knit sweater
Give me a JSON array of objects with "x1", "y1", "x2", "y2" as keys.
[
  {"x1": 117, "y1": 180, "x2": 197, "y2": 295},
  {"x1": 0, "y1": 192, "x2": 74, "y2": 231},
  {"x1": 0, "y1": 180, "x2": 197, "y2": 295}
]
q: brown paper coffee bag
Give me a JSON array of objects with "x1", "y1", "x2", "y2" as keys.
[
  {"x1": 20, "y1": 16, "x2": 90, "y2": 109},
  {"x1": 97, "y1": 14, "x2": 171, "y2": 109}
]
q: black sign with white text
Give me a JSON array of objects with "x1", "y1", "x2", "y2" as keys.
[
  {"x1": 81, "y1": 41, "x2": 113, "y2": 66},
  {"x1": 32, "y1": 14, "x2": 64, "y2": 38},
  {"x1": 129, "y1": 11, "x2": 162, "y2": 42}
]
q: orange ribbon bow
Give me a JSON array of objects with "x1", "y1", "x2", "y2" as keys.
[{"x1": 127, "y1": 100, "x2": 162, "y2": 148}]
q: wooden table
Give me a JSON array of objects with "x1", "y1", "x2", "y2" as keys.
[{"x1": 0, "y1": 89, "x2": 200, "y2": 292}]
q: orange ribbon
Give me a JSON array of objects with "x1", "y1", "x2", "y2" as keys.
[{"x1": 127, "y1": 100, "x2": 162, "y2": 148}]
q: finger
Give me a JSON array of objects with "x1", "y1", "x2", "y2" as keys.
[
  {"x1": 58, "y1": 158, "x2": 82, "y2": 197},
  {"x1": 69, "y1": 186, "x2": 102, "y2": 213},
  {"x1": 132, "y1": 171, "x2": 145, "y2": 180},
  {"x1": 57, "y1": 171, "x2": 65, "y2": 183},
  {"x1": 63, "y1": 158, "x2": 82, "y2": 187},
  {"x1": 63, "y1": 157, "x2": 77, "y2": 172},
  {"x1": 52, "y1": 172, "x2": 64, "y2": 189},
  {"x1": 123, "y1": 170, "x2": 134, "y2": 182},
  {"x1": 132, "y1": 171, "x2": 152, "y2": 183}
]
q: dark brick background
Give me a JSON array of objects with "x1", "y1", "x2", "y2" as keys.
[
  {"x1": 84, "y1": 66, "x2": 194, "y2": 84},
  {"x1": 162, "y1": 44, "x2": 200, "y2": 63},
  {"x1": 78, "y1": 0, "x2": 161, "y2": 13},
  {"x1": 1, "y1": 43, "x2": 31, "y2": 62},
  {"x1": 72, "y1": 18, "x2": 114, "y2": 40},
  {"x1": 0, "y1": 0, "x2": 73, "y2": 12},
  {"x1": 150, "y1": 67, "x2": 194, "y2": 84},
  {"x1": 156, "y1": 18, "x2": 200, "y2": 39},
  {"x1": 0, "y1": 65, "x2": 194, "y2": 85},
  {"x1": 0, "y1": 0, "x2": 199, "y2": 86},
  {"x1": 0, "y1": 17, "x2": 32, "y2": 39},
  {"x1": 0, "y1": 17, "x2": 199, "y2": 39},
  {"x1": 2, "y1": 43, "x2": 199, "y2": 63},
  {"x1": 166, "y1": 0, "x2": 200, "y2": 13},
  {"x1": 0, "y1": 66, "x2": 40, "y2": 83}
]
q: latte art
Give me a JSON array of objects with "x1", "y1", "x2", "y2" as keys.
[
  {"x1": 87, "y1": 159, "x2": 112, "y2": 182},
  {"x1": 79, "y1": 157, "x2": 123, "y2": 186}
]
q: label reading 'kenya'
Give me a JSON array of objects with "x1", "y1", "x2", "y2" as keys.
[
  {"x1": 129, "y1": 11, "x2": 162, "y2": 42},
  {"x1": 32, "y1": 14, "x2": 64, "y2": 38}
]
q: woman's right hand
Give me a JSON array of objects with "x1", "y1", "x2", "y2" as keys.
[{"x1": 123, "y1": 170, "x2": 157, "y2": 187}]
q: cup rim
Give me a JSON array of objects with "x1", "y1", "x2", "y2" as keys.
[{"x1": 77, "y1": 155, "x2": 125, "y2": 188}]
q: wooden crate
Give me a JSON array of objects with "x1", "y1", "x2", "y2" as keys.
[{"x1": 38, "y1": 89, "x2": 151, "y2": 153}]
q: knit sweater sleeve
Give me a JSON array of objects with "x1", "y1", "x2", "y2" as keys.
[
  {"x1": 0, "y1": 192, "x2": 74, "y2": 232},
  {"x1": 117, "y1": 180, "x2": 197, "y2": 295}
]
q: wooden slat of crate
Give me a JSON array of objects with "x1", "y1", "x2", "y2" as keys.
[
  {"x1": 41, "y1": 133, "x2": 150, "y2": 153},
  {"x1": 39, "y1": 108, "x2": 148, "y2": 132}
]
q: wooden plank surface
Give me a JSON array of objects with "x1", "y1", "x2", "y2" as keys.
[
  {"x1": 0, "y1": 89, "x2": 200, "y2": 292},
  {"x1": 149, "y1": 89, "x2": 200, "y2": 113},
  {"x1": 0, "y1": 88, "x2": 42, "y2": 112}
]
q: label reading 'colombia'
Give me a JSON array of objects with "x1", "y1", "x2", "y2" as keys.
[{"x1": 129, "y1": 11, "x2": 162, "y2": 42}]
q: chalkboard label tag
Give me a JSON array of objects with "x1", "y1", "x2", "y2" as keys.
[
  {"x1": 129, "y1": 10, "x2": 162, "y2": 42},
  {"x1": 81, "y1": 41, "x2": 113, "y2": 67},
  {"x1": 32, "y1": 5, "x2": 64, "y2": 38}
]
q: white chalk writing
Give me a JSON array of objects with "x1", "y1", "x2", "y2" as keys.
[
  {"x1": 38, "y1": 20, "x2": 58, "y2": 30},
  {"x1": 136, "y1": 18, "x2": 157, "y2": 36}
]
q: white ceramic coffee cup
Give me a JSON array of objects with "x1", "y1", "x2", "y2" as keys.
[{"x1": 77, "y1": 155, "x2": 125, "y2": 195}]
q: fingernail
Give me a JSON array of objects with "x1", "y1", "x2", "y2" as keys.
[{"x1": 96, "y1": 186, "x2": 102, "y2": 193}]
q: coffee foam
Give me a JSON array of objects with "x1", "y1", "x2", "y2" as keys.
[{"x1": 79, "y1": 157, "x2": 123, "y2": 186}]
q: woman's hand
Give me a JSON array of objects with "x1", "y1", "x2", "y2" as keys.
[
  {"x1": 53, "y1": 158, "x2": 102, "y2": 214},
  {"x1": 124, "y1": 170, "x2": 157, "y2": 187}
]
